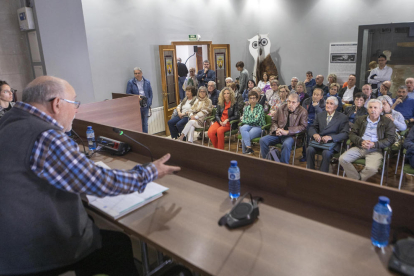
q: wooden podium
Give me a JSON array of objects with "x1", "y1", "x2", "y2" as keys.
[{"x1": 75, "y1": 95, "x2": 142, "y2": 132}]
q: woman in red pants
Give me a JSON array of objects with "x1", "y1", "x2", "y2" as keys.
[{"x1": 208, "y1": 87, "x2": 240, "y2": 149}]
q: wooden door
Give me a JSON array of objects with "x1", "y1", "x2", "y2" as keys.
[
  {"x1": 211, "y1": 44, "x2": 231, "y2": 91},
  {"x1": 159, "y1": 45, "x2": 179, "y2": 136}
]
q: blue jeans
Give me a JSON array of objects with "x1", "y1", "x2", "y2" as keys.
[
  {"x1": 168, "y1": 116, "x2": 189, "y2": 139},
  {"x1": 260, "y1": 135, "x2": 294, "y2": 163},
  {"x1": 240, "y1": 125, "x2": 262, "y2": 153},
  {"x1": 141, "y1": 108, "x2": 149, "y2": 133},
  {"x1": 178, "y1": 76, "x2": 186, "y2": 100}
]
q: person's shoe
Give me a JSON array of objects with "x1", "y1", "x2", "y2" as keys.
[
  {"x1": 197, "y1": 133, "x2": 203, "y2": 140},
  {"x1": 330, "y1": 157, "x2": 339, "y2": 164},
  {"x1": 299, "y1": 156, "x2": 306, "y2": 162},
  {"x1": 246, "y1": 148, "x2": 254, "y2": 154}
]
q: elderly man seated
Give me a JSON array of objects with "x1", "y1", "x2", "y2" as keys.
[
  {"x1": 339, "y1": 99, "x2": 395, "y2": 181},
  {"x1": 307, "y1": 96, "x2": 349, "y2": 172},
  {"x1": 392, "y1": 85, "x2": 414, "y2": 124},
  {"x1": 260, "y1": 93, "x2": 308, "y2": 163}
]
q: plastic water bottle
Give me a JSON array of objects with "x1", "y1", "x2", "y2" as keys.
[
  {"x1": 86, "y1": 126, "x2": 96, "y2": 150},
  {"x1": 228, "y1": 160, "x2": 240, "y2": 199},
  {"x1": 371, "y1": 196, "x2": 392, "y2": 247}
]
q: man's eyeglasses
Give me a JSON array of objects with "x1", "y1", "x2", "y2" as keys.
[
  {"x1": 48, "y1": 97, "x2": 81, "y2": 109},
  {"x1": 381, "y1": 84, "x2": 390, "y2": 90}
]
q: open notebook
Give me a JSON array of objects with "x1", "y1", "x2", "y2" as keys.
[{"x1": 86, "y1": 161, "x2": 169, "y2": 219}]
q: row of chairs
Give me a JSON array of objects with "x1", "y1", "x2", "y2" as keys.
[{"x1": 192, "y1": 108, "x2": 412, "y2": 190}]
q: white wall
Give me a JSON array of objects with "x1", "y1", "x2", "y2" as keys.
[
  {"x1": 34, "y1": 0, "x2": 414, "y2": 107},
  {"x1": 34, "y1": 0, "x2": 95, "y2": 104}
]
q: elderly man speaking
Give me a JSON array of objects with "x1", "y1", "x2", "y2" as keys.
[
  {"x1": 339, "y1": 99, "x2": 395, "y2": 181},
  {"x1": 0, "y1": 76, "x2": 179, "y2": 275}
]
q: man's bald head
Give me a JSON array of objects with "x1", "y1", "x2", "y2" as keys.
[
  {"x1": 315, "y1": 75, "x2": 324, "y2": 85},
  {"x1": 22, "y1": 76, "x2": 68, "y2": 105}
]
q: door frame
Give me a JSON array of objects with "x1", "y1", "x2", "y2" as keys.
[
  {"x1": 171, "y1": 41, "x2": 213, "y2": 72},
  {"x1": 211, "y1": 44, "x2": 231, "y2": 81}
]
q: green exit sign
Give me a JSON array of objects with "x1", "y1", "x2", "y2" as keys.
[{"x1": 189, "y1": 35, "x2": 197, "y2": 41}]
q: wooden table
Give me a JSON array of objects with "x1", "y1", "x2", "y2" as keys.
[{"x1": 88, "y1": 152, "x2": 395, "y2": 276}]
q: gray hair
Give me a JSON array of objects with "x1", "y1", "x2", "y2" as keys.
[
  {"x1": 288, "y1": 92, "x2": 300, "y2": 103},
  {"x1": 22, "y1": 77, "x2": 66, "y2": 104},
  {"x1": 177, "y1": 58, "x2": 182, "y2": 62},
  {"x1": 326, "y1": 96, "x2": 338, "y2": 106},
  {"x1": 225, "y1": 77, "x2": 233, "y2": 82},
  {"x1": 291, "y1": 77, "x2": 298, "y2": 81},
  {"x1": 208, "y1": 81, "x2": 216, "y2": 88},
  {"x1": 399, "y1": 85, "x2": 408, "y2": 91},
  {"x1": 367, "y1": 99, "x2": 383, "y2": 110},
  {"x1": 198, "y1": 86, "x2": 207, "y2": 93},
  {"x1": 133, "y1": 67, "x2": 142, "y2": 72},
  {"x1": 406, "y1": 77, "x2": 414, "y2": 83},
  {"x1": 203, "y1": 60, "x2": 210, "y2": 64}
]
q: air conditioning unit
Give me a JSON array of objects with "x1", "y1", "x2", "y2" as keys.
[{"x1": 17, "y1": 7, "x2": 35, "y2": 31}]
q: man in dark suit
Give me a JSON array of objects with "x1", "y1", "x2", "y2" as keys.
[
  {"x1": 197, "y1": 60, "x2": 216, "y2": 88},
  {"x1": 307, "y1": 96, "x2": 349, "y2": 172}
]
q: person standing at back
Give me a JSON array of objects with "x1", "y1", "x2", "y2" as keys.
[
  {"x1": 368, "y1": 54, "x2": 393, "y2": 93},
  {"x1": 177, "y1": 57, "x2": 189, "y2": 100},
  {"x1": 197, "y1": 60, "x2": 216, "y2": 88},
  {"x1": 126, "y1": 67, "x2": 153, "y2": 133},
  {"x1": 236, "y1": 61, "x2": 249, "y2": 96}
]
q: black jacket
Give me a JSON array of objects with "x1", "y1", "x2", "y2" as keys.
[
  {"x1": 338, "y1": 86, "x2": 361, "y2": 104},
  {"x1": 215, "y1": 102, "x2": 240, "y2": 129}
]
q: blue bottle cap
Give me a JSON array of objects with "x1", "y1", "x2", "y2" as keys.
[
  {"x1": 230, "y1": 160, "x2": 238, "y2": 166},
  {"x1": 379, "y1": 196, "x2": 390, "y2": 204},
  {"x1": 87, "y1": 126, "x2": 92, "y2": 130}
]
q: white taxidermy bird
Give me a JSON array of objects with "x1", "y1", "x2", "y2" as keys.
[{"x1": 248, "y1": 34, "x2": 278, "y2": 83}]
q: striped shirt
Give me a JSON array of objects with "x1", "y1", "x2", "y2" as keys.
[{"x1": 14, "y1": 102, "x2": 157, "y2": 197}]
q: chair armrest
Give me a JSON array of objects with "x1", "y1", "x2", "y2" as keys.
[
  {"x1": 346, "y1": 139, "x2": 352, "y2": 145},
  {"x1": 404, "y1": 149, "x2": 407, "y2": 154},
  {"x1": 229, "y1": 119, "x2": 240, "y2": 125},
  {"x1": 261, "y1": 123, "x2": 272, "y2": 130}
]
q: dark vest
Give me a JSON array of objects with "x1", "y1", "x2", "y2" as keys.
[{"x1": 0, "y1": 107, "x2": 101, "y2": 275}]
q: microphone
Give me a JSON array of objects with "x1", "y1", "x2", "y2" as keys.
[{"x1": 113, "y1": 128, "x2": 154, "y2": 162}]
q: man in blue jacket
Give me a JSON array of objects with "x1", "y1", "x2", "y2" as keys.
[
  {"x1": 197, "y1": 60, "x2": 216, "y2": 88},
  {"x1": 126, "y1": 67, "x2": 153, "y2": 133}
]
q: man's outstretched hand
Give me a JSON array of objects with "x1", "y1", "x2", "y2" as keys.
[{"x1": 153, "y1": 154, "x2": 181, "y2": 179}]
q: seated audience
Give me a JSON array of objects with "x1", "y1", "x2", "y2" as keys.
[
  {"x1": 267, "y1": 85, "x2": 289, "y2": 117},
  {"x1": 307, "y1": 96, "x2": 349, "y2": 172},
  {"x1": 406, "y1": 77, "x2": 414, "y2": 99},
  {"x1": 288, "y1": 77, "x2": 299, "y2": 93},
  {"x1": 168, "y1": 86, "x2": 197, "y2": 139},
  {"x1": 300, "y1": 88, "x2": 326, "y2": 162},
  {"x1": 178, "y1": 87, "x2": 212, "y2": 142},
  {"x1": 327, "y1": 73, "x2": 337, "y2": 88},
  {"x1": 242, "y1": 79, "x2": 256, "y2": 102},
  {"x1": 260, "y1": 93, "x2": 308, "y2": 163},
  {"x1": 377, "y1": 95, "x2": 406, "y2": 132},
  {"x1": 339, "y1": 99, "x2": 395, "y2": 181},
  {"x1": 295, "y1": 81, "x2": 310, "y2": 105},
  {"x1": 403, "y1": 126, "x2": 414, "y2": 168},
  {"x1": 310, "y1": 75, "x2": 329, "y2": 96},
  {"x1": 257, "y1": 72, "x2": 269, "y2": 91},
  {"x1": 240, "y1": 90, "x2": 266, "y2": 154},
  {"x1": 343, "y1": 92, "x2": 368, "y2": 128},
  {"x1": 261, "y1": 75, "x2": 277, "y2": 92},
  {"x1": 392, "y1": 85, "x2": 414, "y2": 123},
  {"x1": 207, "y1": 81, "x2": 219, "y2": 106},
  {"x1": 0, "y1": 80, "x2": 15, "y2": 119},
  {"x1": 361, "y1": 84, "x2": 376, "y2": 108},
  {"x1": 324, "y1": 83, "x2": 343, "y2": 112},
  {"x1": 229, "y1": 82, "x2": 244, "y2": 115},
  {"x1": 376, "y1": 81, "x2": 392, "y2": 98},
  {"x1": 208, "y1": 87, "x2": 239, "y2": 150},
  {"x1": 225, "y1": 77, "x2": 233, "y2": 86},
  {"x1": 183, "y1": 67, "x2": 198, "y2": 91},
  {"x1": 339, "y1": 74, "x2": 361, "y2": 104},
  {"x1": 304, "y1": 71, "x2": 316, "y2": 92},
  {"x1": 264, "y1": 80, "x2": 280, "y2": 113}
]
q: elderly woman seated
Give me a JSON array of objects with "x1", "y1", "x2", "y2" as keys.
[
  {"x1": 178, "y1": 86, "x2": 212, "y2": 142},
  {"x1": 266, "y1": 85, "x2": 289, "y2": 117},
  {"x1": 208, "y1": 87, "x2": 240, "y2": 150},
  {"x1": 168, "y1": 86, "x2": 197, "y2": 139},
  {"x1": 0, "y1": 80, "x2": 15, "y2": 119},
  {"x1": 239, "y1": 89, "x2": 266, "y2": 154},
  {"x1": 377, "y1": 95, "x2": 407, "y2": 132},
  {"x1": 343, "y1": 92, "x2": 368, "y2": 128}
]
